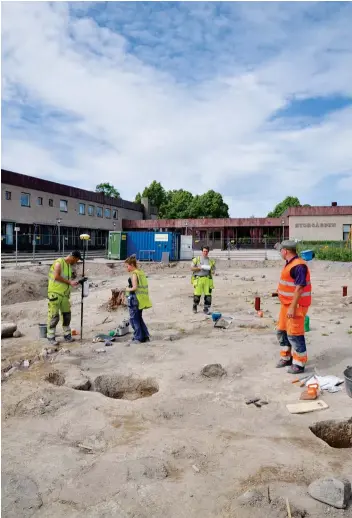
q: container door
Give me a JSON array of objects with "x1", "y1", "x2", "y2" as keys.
[
  {"x1": 154, "y1": 232, "x2": 169, "y2": 261},
  {"x1": 180, "y1": 235, "x2": 193, "y2": 260},
  {"x1": 121, "y1": 232, "x2": 128, "y2": 260}
]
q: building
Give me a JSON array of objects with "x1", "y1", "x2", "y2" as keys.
[
  {"x1": 286, "y1": 204, "x2": 352, "y2": 242},
  {"x1": 1, "y1": 169, "x2": 157, "y2": 251},
  {"x1": 122, "y1": 217, "x2": 289, "y2": 249}
]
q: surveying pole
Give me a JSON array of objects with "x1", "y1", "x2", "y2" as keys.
[{"x1": 79, "y1": 234, "x2": 90, "y2": 340}]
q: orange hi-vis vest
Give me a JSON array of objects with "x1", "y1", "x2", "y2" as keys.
[{"x1": 277, "y1": 257, "x2": 312, "y2": 307}]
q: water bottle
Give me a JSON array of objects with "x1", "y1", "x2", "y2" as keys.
[{"x1": 304, "y1": 315, "x2": 310, "y2": 332}]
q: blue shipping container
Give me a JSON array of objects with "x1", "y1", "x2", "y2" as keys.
[{"x1": 126, "y1": 232, "x2": 180, "y2": 262}]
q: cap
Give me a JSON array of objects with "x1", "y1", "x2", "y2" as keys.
[
  {"x1": 71, "y1": 250, "x2": 82, "y2": 260},
  {"x1": 279, "y1": 240, "x2": 297, "y2": 250}
]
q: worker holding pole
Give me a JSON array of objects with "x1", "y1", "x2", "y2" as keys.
[
  {"x1": 191, "y1": 246, "x2": 216, "y2": 314},
  {"x1": 276, "y1": 240, "x2": 312, "y2": 374},
  {"x1": 124, "y1": 256, "x2": 152, "y2": 344},
  {"x1": 47, "y1": 250, "x2": 82, "y2": 346}
]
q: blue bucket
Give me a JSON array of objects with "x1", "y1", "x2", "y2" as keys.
[
  {"x1": 211, "y1": 312, "x2": 222, "y2": 322},
  {"x1": 300, "y1": 250, "x2": 313, "y2": 261}
]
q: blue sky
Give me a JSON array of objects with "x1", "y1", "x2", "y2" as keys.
[{"x1": 2, "y1": 2, "x2": 352, "y2": 216}]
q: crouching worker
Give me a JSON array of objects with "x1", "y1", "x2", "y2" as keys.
[
  {"x1": 191, "y1": 246, "x2": 216, "y2": 314},
  {"x1": 47, "y1": 250, "x2": 81, "y2": 346},
  {"x1": 125, "y1": 256, "x2": 152, "y2": 345}
]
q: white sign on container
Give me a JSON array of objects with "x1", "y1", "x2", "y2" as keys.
[{"x1": 155, "y1": 233, "x2": 168, "y2": 242}]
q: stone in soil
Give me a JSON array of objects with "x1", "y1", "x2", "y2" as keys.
[
  {"x1": 201, "y1": 363, "x2": 227, "y2": 378},
  {"x1": 308, "y1": 476, "x2": 351, "y2": 509}
]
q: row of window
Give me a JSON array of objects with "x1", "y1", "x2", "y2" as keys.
[{"x1": 5, "y1": 191, "x2": 118, "y2": 219}]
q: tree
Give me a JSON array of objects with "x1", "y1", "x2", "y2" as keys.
[
  {"x1": 267, "y1": 196, "x2": 301, "y2": 218},
  {"x1": 189, "y1": 190, "x2": 229, "y2": 218},
  {"x1": 96, "y1": 182, "x2": 120, "y2": 198},
  {"x1": 159, "y1": 190, "x2": 194, "y2": 219},
  {"x1": 135, "y1": 181, "x2": 167, "y2": 211}
]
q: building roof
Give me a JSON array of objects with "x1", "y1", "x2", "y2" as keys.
[
  {"x1": 285, "y1": 205, "x2": 352, "y2": 217},
  {"x1": 123, "y1": 217, "x2": 287, "y2": 229},
  {"x1": 1, "y1": 169, "x2": 144, "y2": 212}
]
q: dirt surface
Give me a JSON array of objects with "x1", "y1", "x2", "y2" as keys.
[{"x1": 1, "y1": 259, "x2": 352, "y2": 518}]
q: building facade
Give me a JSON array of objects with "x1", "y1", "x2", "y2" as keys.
[
  {"x1": 1, "y1": 169, "x2": 157, "y2": 251},
  {"x1": 286, "y1": 205, "x2": 352, "y2": 242}
]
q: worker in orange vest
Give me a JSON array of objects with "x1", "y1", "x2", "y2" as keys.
[{"x1": 276, "y1": 240, "x2": 312, "y2": 374}]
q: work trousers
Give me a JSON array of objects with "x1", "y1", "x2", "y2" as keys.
[
  {"x1": 277, "y1": 303, "x2": 308, "y2": 367},
  {"x1": 193, "y1": 276, "x2": 213, "y2": 311},
  {"x1": 47, "y1": 293, "x2": 71, "y2": 339},
  {"x1": 127, "y1": 294, "x2": 150, "y2": 342}
]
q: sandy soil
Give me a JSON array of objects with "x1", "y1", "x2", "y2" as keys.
[{"x1": 1, "y1": 259, "x2": 352, "y2": 518}]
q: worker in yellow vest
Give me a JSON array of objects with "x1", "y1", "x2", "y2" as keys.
[
  {"x1": 47, "y1": 251, "x2": 81, "y2": 346},
  {"x1": 276, "y1": 240, "x2": 312, "y2": 374},
  {"x1": 191, "y1": 246, "x2": 216, "y2": 314},
  {"x1": 125, "y1": 256, "x2": 152, "y2": 345}
]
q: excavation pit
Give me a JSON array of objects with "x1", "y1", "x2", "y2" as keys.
[
  {"x1": 310, "y1": 418, "x2": 352, "y2": 449},
  {"x1": 93, "y1": 374, "x2": 159, "y2": 401}
]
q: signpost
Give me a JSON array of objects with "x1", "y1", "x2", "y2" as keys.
[{"x1": 14, "y1": 227, "x2": 20, "y2": 267}]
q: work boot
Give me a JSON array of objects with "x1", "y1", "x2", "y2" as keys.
[
  {"x1": 203, "y1": 307, "x2": 210, "y2": 315},
  {"x1": 287, "y1": 364, "x2": 305, "y2": 374},
  {"x1": 47, "y1": 338, "x2": 59, "y2": 346},
  {"x1": 193, "y1": 305, "x2": 197, "y2": 314},
  {"x1": 64, "y1": 335, "x2": 75, "y2": 343},
  {"x1": 276, "y1": 358, "x2": 292, "y2": 368}
]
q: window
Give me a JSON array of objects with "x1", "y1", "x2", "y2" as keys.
[
  {"x1": 79, "y1": 203, "x2": 86, "y2": 215},
  {"x1": 88, "y1": 205, "x2": 94, "y2": 216},
  {"x1": 97, "y1": 206, "x2": 103, "y2": 218},
  {"x1": 37, "y1": 197, "x2": 43, "y2": 206},
  {"x1": 105, "y1": 208, "x2": 111, "y2": 219},
  {"x1": 60, "y1": 199, "x2": 68, "y2": 212},
  {"x1": 113, "y1": 209, "x2": 118, "y2": 220},
  {"x1": 343, "y1": 224, "x2": 351, "y2": 241},
  {"x1": 21, "y1": 192, "x2": 30, "y2": 207},
  {"x1": 5, "y1": 191, "x2": 11, "y2": 200},
  {"x1": 49, "y1": 199, "x2": 53, "y2": 207}
]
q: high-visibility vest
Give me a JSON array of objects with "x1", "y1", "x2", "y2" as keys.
[
  {"x1": 277, "y1": 257, "x2": 312, "y2": 307},
  {"x1": 48, "y1": 258, "x2": 71, "y2": 297},
  {"x1": 191, "y1": 256, "x2": 216, "y2": 282},
  {"x1": 133, "y1": 269, "x2": 152, "y2": 310}
]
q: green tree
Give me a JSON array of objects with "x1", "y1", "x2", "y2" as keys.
[
  {"x1": 135, "y1": 181, "x2": 167, "y2": 212},
  {"x1": 96, "y1": 182, "x2": 120, "y2": 198},
  {"x1": 267, "y1": 196, "x2": 301, "y2": 218},
  {"x1": 189, "y1": 190, "x2": 229, "y2": 218},
  {"x1": 160, "y1": 189, "x2": 194, "y2": 219}
]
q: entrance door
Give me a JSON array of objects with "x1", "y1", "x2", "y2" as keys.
[
  {"x1": 6, "y1": 223, "x2": 13, "y2": 245},
  {"x1": 180, "y1": 235, "x2": 193, "y2": 260}
]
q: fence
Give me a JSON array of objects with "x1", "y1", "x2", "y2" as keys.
[
  {"x1": 1, "y1": 232, "x2": 108, "y2": 253},
  {"x1": 192, "y1": 237, "x2": 282, "y2": 251}
]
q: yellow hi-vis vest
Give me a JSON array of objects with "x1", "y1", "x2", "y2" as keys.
[
  {"x1": 133, "y1": 269, "x2": 152, "y2": 310},
  {"x1": 191, "y1": 256, "x2": 216, "y2": 283},
  {"x1": 48, "y1": 258, "x2": 72, "y2": 297}
]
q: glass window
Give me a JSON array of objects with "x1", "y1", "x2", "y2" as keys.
[
  {"x1": 97, "y1": 206, "x2": 103, "y2": 218},
  {"x1": 37, "y1": 197, "x2": 43, "y2": 206},
  {"x1": 60, "y1": 200, "x2": 68, "y2": 212},
  {"x1": 21, "y1": 192, "x2": 30, "y2": 207},
  {"x1": 113, "y1": 209, "x2": 118, "y2": 220},
  {"x1": 343, "y1": 224, "x2": 351, "y2": 241},
  {"x1": 49, "y1": 199, "x2": 53, "y2": 207},
  {"x1": 5, "y1": 191, "x2": 11, "y2": 200},
  {"x1": 88, "y1": 205, "x2": 94, "y2": 216},
  {"x1": 105, "y1": 208, "x2": 111, "y2": 218},
  {"x1": 79, "y1": 203, "x2": 86, "y2": 215}
]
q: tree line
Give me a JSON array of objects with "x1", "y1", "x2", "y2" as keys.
[{"x1": 96, "y1": 182, "x2": 308, "y2": 219}]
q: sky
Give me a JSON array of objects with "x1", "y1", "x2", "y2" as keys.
[{"x1": 1, "y1": 1, "x2": 352, "y2": 217}]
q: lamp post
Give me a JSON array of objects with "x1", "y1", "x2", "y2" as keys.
[
  {"x1": 282, "y1": 219, "x2": 285, "y2": 241},
  {"x1": 79, "y1": 233, "x2": 90, "y2": 340},
  {"x1": 14, "y1": 225, "x2": 20, "y2": 267},
  {"x1": 56, "y1": 218, "x2": 61, "y2": 253}
]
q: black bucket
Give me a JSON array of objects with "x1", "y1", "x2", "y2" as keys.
[{"x1": 344, "y1": 366, "x2": 352, "y2": 399}]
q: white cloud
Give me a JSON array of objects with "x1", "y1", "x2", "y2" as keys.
[{"x1": 1, "y1": 2, "x2": 352, "y2": 216}]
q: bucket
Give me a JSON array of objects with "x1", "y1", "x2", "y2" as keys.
[
  {"x1": 39, "y1": 324, "x2": 47, "y2": 339},
  {"x1": 300, "y1": 250, "x2": 313, "y2": 261},
  {"x1": 343, "y1": 366, "x2": 352, "y2": 399}
]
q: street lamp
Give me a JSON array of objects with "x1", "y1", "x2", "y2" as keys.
[{"x1": 56, "y1": 218, "x2": 61, "y2": 253}]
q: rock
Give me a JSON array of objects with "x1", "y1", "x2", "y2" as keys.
[
  {"x1": 335, "y1": 321, "x2": 341, "y2": 325},
  {"x1": 262, "y1": 275, "x2": 266, "y2": 278},
  {"x1": 13, "y1": 330, "x2": 23, "y2": 338},
  {"x1": 237, "y1": 490, "x2": 264, "y2": 506},
  {"x1": 201, "y1": 363, "x2": 227, "y2": 378},
  {"x1": 4, "y1": 367, "x2": 18, "y2": 378},
  {"x1": 308, "y1": 476, "x2": 351, "y2": 509},
  {"x1": 1, "y1": 322, "x2": 17, "y2": 338}
]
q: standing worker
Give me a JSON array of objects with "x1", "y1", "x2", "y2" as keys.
[
  {"x1": 191, "y1": 246, "x2": 216, "y2": 314},
  {"x1": 276, "y1": 240, "x2": 312, "y2": 374},
  {"x1": 47, "y1": 250, "x2": 82, "y2": 346},
  {"x1": 125, "y1": 256, "x2": 152, "y2": 344}
]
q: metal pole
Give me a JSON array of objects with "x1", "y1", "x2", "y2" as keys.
[
  {"x1": 62, "y1": 235, "x2": 65, "y2": 256},
  {"x1": 32, "y1": 227, "x2": 36, "y2": 261},
  {"x1": 58, "y1": 224, "x2": 61, "y2": 254},
  {"x1": 15, "y1": 230, "x2": 18, "y2": 267}
]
